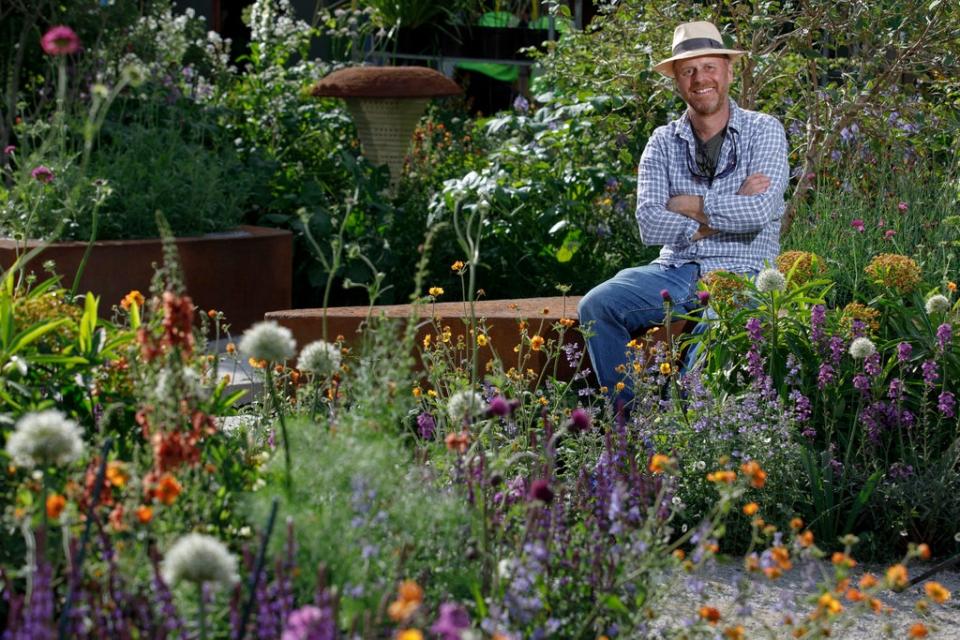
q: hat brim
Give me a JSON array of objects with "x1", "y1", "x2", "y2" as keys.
[{"x1": 653, "y1": 49, "x2": 746, "y2": 78}]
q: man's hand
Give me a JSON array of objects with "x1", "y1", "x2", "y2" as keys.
[
  {"x1": 738, "y1": 173, "x2": 771, "y2": 196},
  {"x1": 666, "y1": 195, "x2": 706, "y2": 224},
  {"x1": 691, "y1": 224, "x2": 718, "y2": 242}
]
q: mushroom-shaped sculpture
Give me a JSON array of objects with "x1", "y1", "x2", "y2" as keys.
[{"x1": 311, "y1": 66, "x2": 462, "y2": 188}]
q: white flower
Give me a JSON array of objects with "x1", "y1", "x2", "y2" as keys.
[
  {"x1": 161, "y1": 533, "x2": 239, "y2": 588},
  {"x1": 925, "y1": 294, "x2": 951, "y2": 315},
  {"x1": 6, "y1": 410, "x2": 84, "y2": 468},
  {"x1": 447, "y1": 390, "x2": 484, "y2": 423},
  {"x1": 848, "y1": 337, "x2": 877, "y2": 360},
  {"x1": 296, "y1": 340, "x2": 341, "y2": 375},
  {"x1": 756, "y1": 268, "x2": 786, "y2": 293},
  {"x1": 239, "y1": 321, "x2": 296, "y2": 363}
]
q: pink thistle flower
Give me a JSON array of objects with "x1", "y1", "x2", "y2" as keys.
[
  {"x1": 41, "y1": 26, "x2": 81, "y2": 56},
  {"x1": 31, "y1": 165, "x2": 54, "y2": 183},
  {"x1": 2, "y1": 145, "x2": 14, "y2": 155},
  {"x1": 897, "y1": 201, "x2": 908, "y2": 212},
  {"x1": 884, "y1": 230, "x2": 896, "y2": 240},
  {"x1": 850, "y1": 219, "x2": 865, "y2": 233}
]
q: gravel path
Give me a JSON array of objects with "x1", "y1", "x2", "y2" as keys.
[{"x1": 668, "y1": 558, "x2": 960, "y2": 638}]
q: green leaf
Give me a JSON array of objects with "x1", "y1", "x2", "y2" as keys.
[{"x1": 602, "y1": 594, "x2": 630, "y2": 615}]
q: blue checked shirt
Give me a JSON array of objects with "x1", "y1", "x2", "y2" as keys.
[{"x1": 635, "y1": 99, "x2": 789, "y2": 273}]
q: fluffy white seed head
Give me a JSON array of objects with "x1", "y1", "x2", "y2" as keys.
[
  {"x1": 161, "y1": 533, "x2": 239, "y2": 588},
  {"x1": 925, "y1": 294, "x2": 950, "y2": 316},
  {"x1": 239, "y1": 321, "x2": 296, "y2": 363},
  {"x1": 848, "y1": 337, "x2": 877, "y2": 360},
  {"x1": 756, "y1": 268, "x2": 787, "y2": 293},
  {"x1": 6, "y1": 410, "x2": 84, "y2": 468},
  {"x1": 296, "y1": 340, "x2": 341, "y2": 375},
  {"x1": 447, "y1": 390, "x2": 484, "y2": 423}
]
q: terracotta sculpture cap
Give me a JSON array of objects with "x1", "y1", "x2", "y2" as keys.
[{"x1": 311, "y1": 66, "x2": 462, "y2": 99}]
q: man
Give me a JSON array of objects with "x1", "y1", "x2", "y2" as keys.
[{"x1": 578, "y1": 20, "x2": 789, "y2": 402}]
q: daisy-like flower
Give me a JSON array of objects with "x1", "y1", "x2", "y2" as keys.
[
  {"x1": 239, "y1": 321, "x2": 296, "y2": 363},
  {"x1": 6, "y1": 410, "x2": 84, "y2": 468},
  {"x1": 447, "y1": 390, "x2": 484, "y2": 423},
  {"x1": 161, "y1": 533, "x2": 239, "y2": 588},
  {"x1": 925, "y1": 294, "x2": 950, "y2": 316},
  {"x1": 849, "y1": 337, "x2": 877, "y2": 360},
  {"x1": 755, "y1": 268, "x2": 786, "y2": 293},
  {"x1": 40, "y1": 25, "x2": 81, "y2": 56},
  {"x1": 296, "y1": 340, "x2": 341, "y2": 376}
]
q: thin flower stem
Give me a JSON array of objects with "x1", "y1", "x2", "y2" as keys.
[
  {"x1": 236, "y1": 497, "x2": 279, "y2": 640},
  {"x1": 265, "y1": 369, "x2": 292, "y2": 497},
  {"x1": 198, "y1": 582, "x2": 207, "y2": 640}
]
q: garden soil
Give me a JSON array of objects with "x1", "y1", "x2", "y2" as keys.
[{"x1": 672, "y1": 558, "x2": 960, "y2": 638}]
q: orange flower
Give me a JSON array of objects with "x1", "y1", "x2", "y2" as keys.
[
  {"x1": 886, "y1": 564, "x2": 909, "y2": 589},
  {"x1": 706, "y1": 470, "x2": 736, "y2": 484},
  {"x1": 558, "y1": 318, "x2": 576, "y2": 329},
  {"x1": 740, "y1": 460, "x2": 767, "y2": 488},
  {"x1": 648, "y1": 454, "x2": 671, "y2": 474},
  {"x1": 530, "y1": 335, "x2": 545, "y2": 351},
  {"x1": 226, "y1": 342, "x2": 236, "y2": 354},
  {"x1": 698, "y1": 605, "x2": 721, "y2": 625},
  {"x1": 388, "y1": 580, "x2": 424, "y2": 622},
  {"x1": 120, "y1": 290, "x2": 144, "y2": 310},
  {"x1": 831, "y1": 551, "x2": 856, "y2": 568},
  {"x1": 790, "y1": 517, "x2": 804, "y2": 530},
  {"x1": 817, "y1": 592, "x2": 843, "y2": 615},
  {"x1": 917, "y1": 543, "x2": 931, "y2": 560},
  {"x1": 771, "y1": 546, "x2": 792, "y2": 571},
  {"x1": 445, "y1": 431, "x2": 470, "y2": 454},
  {"x1": 908, "y1": 622, "x2": 929, "y2": 638},
  {"x1": 798, "y1": 530, "x2": 814, "y2": 548},
  {"x1": 859, "y1": 573, "x2": 879, "y2": 589},
  {"x1": 723, "y1": 626, "x2": 745, "y2": 640},
  {"x1": 947, "y1": 281, "x2": 957, "y2": 293},
  {"x1": 46, "y1": 493, "x2": 67, "y2": 519},
  {"x1": 742, "y1": 502, "x2": 759, "y2": 516},
  {"x1": 155, "y1": 473, "x2": 182, "y2": 506},
  {"x1": 845, "y1": 588, "x2": 865, "y2": 602},
  {"x1": 106, "y1": 461, "x2": 129, "y2": 488},
  {"x1": 924, "y1": 581, "x2": 951, "y2": 604},
  {"x1": 136, "y1": 505, "x2": 153, "y2": 524},
  {"x1": 451, "y1": 260, "x2": 465, "y2": 271}
]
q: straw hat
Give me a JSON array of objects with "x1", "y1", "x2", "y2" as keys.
[{"x1": 653, "y1": 21, "x2": 746, "y2": 78}]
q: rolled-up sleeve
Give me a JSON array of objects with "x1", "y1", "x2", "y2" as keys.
[
  {"x1": 636, "y1": 129, "x2": 698, "y2": 247},
  {"x1": 701, "y1": 117, "x2": 789, "y2": 234}
]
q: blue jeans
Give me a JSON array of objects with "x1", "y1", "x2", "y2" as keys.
[{"x1": 578, "y1": 263, "x2": 701, "y2": 401}]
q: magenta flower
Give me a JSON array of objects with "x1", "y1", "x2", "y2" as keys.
[
  {"x1": 528, "y1": 478, "x2": 554, "y2": 504},
  {"x1": 568, "y1": 407, "x2": 592, "y2": 432},
  {"x1": 31, "y1": 165, "x2": 54, "y2": 183},
  {"x1": 2, "y1": 145, "x2": 14, "y2": 155},
  {"x1": 884, "y1": 230, "x2": 896, "y2": 240},
  {"x1": 660, "y1": 289, "x2": 672, "y2": 303},
  {"x1": 40, "y1": 26, "x2": 81, "y2": 56},
  {"x1": 898, "y1": 201, "x2": 909, "y2": 212},
  {"x1": 697, "y1": 290, "x2": 710, "y2": 306},
  {"x1": 281, "y1": 605, "x2": 335, "y2": 640},
  {"x1": 850, "y1": 219, "x2": 865, "y2": 233},
  {"x1": 487, "y1": 396, "x2": 511, "y2": 417}
]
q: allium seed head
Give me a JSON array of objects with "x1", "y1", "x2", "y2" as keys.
[
  {"x1": 925, "y1": 294, "x2": 950, "y2": 316},
  {"x1": 447, "y1": 390, "x2": 484, "y2": 423},
  {"x1": 755, "y1": 268, "x2": 786, "y2": 293},
  {"x1": 6, "y1": 410, "x2": 84, "y2": 468},
  {"x1": 239, "y1": 321, "x2": 296, "y2": 363},
  {"x1": 848, "y1": 337, "x2": 877, "y2": 360},
  {"x1": 161, "y1": 533, "x2": 239, "y2": 588},
  {"x1": 296, "y1": 340, "x2": 341, "y2": 375}
]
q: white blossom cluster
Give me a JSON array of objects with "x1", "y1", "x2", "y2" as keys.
[
  {"x1": 161, "y1": 533, "x2": 239, "y2": 588},
  {"x1": 249, "y1": 0, "x2": 311, "y2": 54},
  {"x1": 447, "y1": 390, "x2": 485, "y2": 423}
]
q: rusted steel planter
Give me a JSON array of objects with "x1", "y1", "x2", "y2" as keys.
[{"x1": 0, "y1": 225, "x2": 292, "y2": 333}]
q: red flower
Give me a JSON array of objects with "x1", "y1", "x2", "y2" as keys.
[{"x1": 40, "y1": 26, "x2": 81, "y2": 56}]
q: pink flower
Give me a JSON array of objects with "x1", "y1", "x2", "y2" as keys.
[
  {"x1": 31, "y1": 165, "x2": 54, "y2": 183},
  {"x1": 897, "y1": 201, "x2": 908, "y2": 212},
  {"x1": 884, "y1": 230, "x2": 896, "y2": 240},
  {"x1": 850, "y1": 219, "x2": 865, "y2": 233},
  {"x1": 2, "y1": 145, "x2": 14, "y2": 155},
  {"x1": 40, "y1": 26, "x2": 81, "y2": 56}
]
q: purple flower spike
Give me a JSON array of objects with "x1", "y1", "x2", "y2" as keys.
[
  {"x1": 431, "y1": 602, "x2": 471, "y2": 640},
  {"x1": 528, "y1": 479, "x2": 554, "y2": 504},
  {"x1": 282, "y1": 605, "x2": 335, "y2": 640},
  {"x1": 936, "y1": 323, "x2": 953, "y2": 352},
  {"x1": 660, "y1": 289, "x2": 672, "y2": 303},
  {"x1": 897, "y1": 342, "x2": 912, "y2": 362},
  {"x1": 939, "y1": 392, "x2": 956, "y2": 419},
  {"x1": 417, "y1": 412, "x2": 436, "y2": 439}
]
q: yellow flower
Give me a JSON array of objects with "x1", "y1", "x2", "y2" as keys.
[
  {"x1": 886, "y1": 564, "x2": 909, "y2": 589},
  {"x1": 106, "y1": 461, "x2": 129, "y2": 488},
  {"x1": 428, "y1": 287, "x2": 444, "y2": 297},
  {"x1": 412, "y1": 387, "x2": 422, "y2": 398},
  {"x1": 864, "y1": 253, "x2": 922, "y2": 294},
  {"x1": 477, "y1": 334, "x2": 488, "y2": 347},
  {"x1": 530, "y1": 335, "x2": 545, "y2": 351},
  {"x1": 707, "y1": 470, "x2": 736, "y2": 484},
  {"x1": 659, "y1": 362, "x2": 672, "y2": 376},
  {"x1": 427, "y1": 389, "x2": 437, "y2": 398},
  {"x1": 451, "y1": 260, "x2": 465, "y2": 271},
  {"x1": 924, "y1": 581, "x2": 951, "y2": 604},
  {"x1": 397, "y1": 631, "x2": 424, "y2": 640},
  {"x1": 614, "y1": 382, "x2": 625, "y2": 392},
  {"x1": 817, "y1": 592, "x2": 843, "y2": 615},
  {"x1": 441, "y1": 327, "x2": 452, "y2": 343},
  {"x1": 538, "y1": 396, "x2": 548, "y2": 406}
]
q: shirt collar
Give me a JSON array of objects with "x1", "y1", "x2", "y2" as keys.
[{"x1": 676, "y1": 99, "x2": 741, "y2": 142}]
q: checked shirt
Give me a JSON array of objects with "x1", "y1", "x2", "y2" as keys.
[{"x1": 635, "y1": 99, "x2": 789, "y2": 274}]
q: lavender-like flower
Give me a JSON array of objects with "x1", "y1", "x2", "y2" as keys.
[
  {"x1": 281, "y1": 605, "x2": 336, "y2": 640},
  {"x1": 887, "y1": 378, "x2": 903, "y2": 400},
  {"x1": 817, "y1": 363, "x2": 835, "y2": 389},
  {"x1": 897, "y1": 341, "x2": 913, "y2": 362},
  {"x1": 936, "y1": 323, "x2": 953, "y2": 352},
  {"x1": 922, "y1": 360, "x2": 939, "y2": 387},
  {"x1": 416, "y1": 412, "x2": 436, "y2": 439},
  {"x1": 431, "y1": 603, "x2": 471, "y2": 640},
  {"x1": 939, "y1": 392, "x2": 956, "y2": 418},
  {"x1": 810, "y1": 304, "x2": 826, "y2": 344}
]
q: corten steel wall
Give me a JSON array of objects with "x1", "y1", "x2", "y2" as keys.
[{"x1": 0, "y1": 226, "x2": 292, "y2": 333}]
